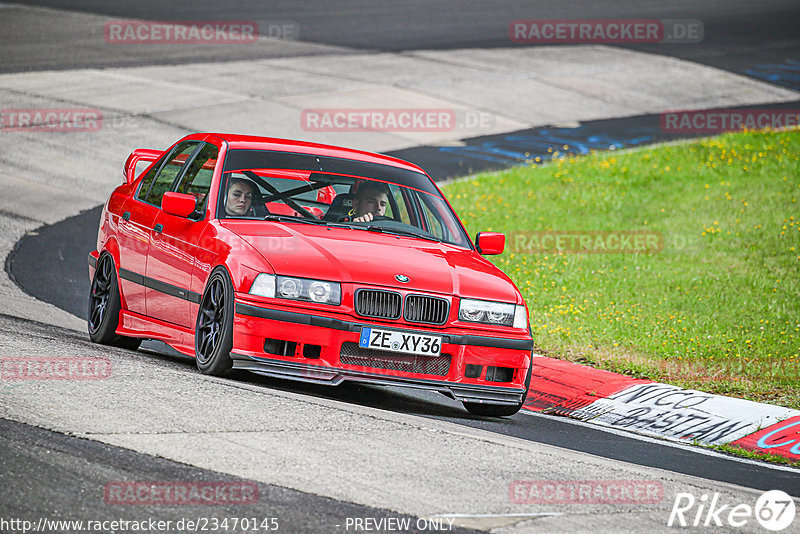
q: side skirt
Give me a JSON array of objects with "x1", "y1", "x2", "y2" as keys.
[{"x1": 117, "y1": 309, "x2": 196, "y2": 357}]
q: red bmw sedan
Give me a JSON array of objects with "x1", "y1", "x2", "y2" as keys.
[{"x1": 88, "y1": 133, "x2": 533, "y2": 416}]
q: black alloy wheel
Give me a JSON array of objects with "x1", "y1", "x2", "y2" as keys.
[
  {"x1": 195, "y1": 267, "x2": 235, "y2": 376},
  {"x1": 87, "y1": 253, "x2": 141, "y2": 350}
]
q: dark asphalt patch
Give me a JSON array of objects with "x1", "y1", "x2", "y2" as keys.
[
  {"x1": 0, "y1": 418, "x2": 479, "y2": 533},
  {"x1": 6, "y1": 205, "x2": 102, "y2": 320},
  {"x1": 6, "y1": 1, "x2": 800, "y2": 77}
]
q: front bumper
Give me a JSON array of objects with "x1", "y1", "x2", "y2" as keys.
[
  {"x1": 231, "y1": 353, "x2": 527, "y2": 405},
  {"x1": 232, "y1": 300, "x2": 533, "y2": 405}
]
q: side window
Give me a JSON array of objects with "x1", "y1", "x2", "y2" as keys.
[
  {"x1": 175, "y1": 143, "x2": 218, "y2": 211},
  {"x1": 143, "y1": 141, "x2": 199, "y2": 207},
  {"x1": 136, "y1": 155, "x2": 167, "y2": 202}
]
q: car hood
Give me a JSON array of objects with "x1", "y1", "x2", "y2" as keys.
[{"x1": 221, "y1": 221, "x2": 521, "y2": 302}]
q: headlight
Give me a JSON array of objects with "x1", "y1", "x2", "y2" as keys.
[
  {"x1": 279, "y1": 277, "x2": 302, "y2": 299},
  {"x1": 249, "y1": 273, "x2": 276, "y2": 298},
  {"x1": 459, "y1": 298, "x2": 526, "y2": 327},
  {"x1": 513, "y1": 305, "x2": 528, "y2": 329},
  {"x1": 249, "y1": 273, "x2": 341, "y2": 305},
  {"x1": 308, "y1": 281, "x2": 333, "y2": 302}
]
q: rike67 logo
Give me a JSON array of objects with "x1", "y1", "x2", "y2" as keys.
[{"x1": 668, "y1": 490, "x2": 796, "y2": 531}]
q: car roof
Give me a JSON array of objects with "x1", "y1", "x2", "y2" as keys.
[{"x1": 194, "y1": 133, "x2": 427, "y2": 176}]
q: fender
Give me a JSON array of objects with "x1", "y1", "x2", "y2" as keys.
[
  {"x1": 98, "y1": 237, "x2": 133, "y2": 310},
  {"x1": 191, "y1": 222, "x2": 276, "y2": 297}
]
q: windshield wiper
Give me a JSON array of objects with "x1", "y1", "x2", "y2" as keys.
[
  {"x1": 365, "y1": 225, "x2": 441, "y2": 242},
  {"x1": 264, "y1": 215, "x2": 354, "y2": 229},
  {"x1": 264, "y1": 215, "x2": 324, "y2": 225}
]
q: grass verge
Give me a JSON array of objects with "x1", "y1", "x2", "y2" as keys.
[
  {"x1": 443, "y1": 128, "x2": 800, "y2": 409},
  {"x1": 708, "y1": 444, "x2": 800, "y2": 468}
]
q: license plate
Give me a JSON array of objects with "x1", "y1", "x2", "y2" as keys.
[{"x1": 358, "y1": 327, "x2": 442, "y2": 356}]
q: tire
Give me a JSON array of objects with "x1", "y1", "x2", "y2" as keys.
[
  {"x1": 88, "y1": 253, "x2": 141, "y2": 350},
  {"x1": 195, "y1": 267, "x2": 235, "y2": 376},
  {"x1": 463, "y1": 356, "x2": 533, "y2": 417}
]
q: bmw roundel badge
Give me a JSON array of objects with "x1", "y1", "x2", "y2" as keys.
[{"x1": 395, "y1": 274, "x2": 410, "y2": 283}]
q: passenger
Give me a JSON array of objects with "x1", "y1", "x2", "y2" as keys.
[
  {"x1": 224, "y1": 177, "x2": 255, "y2": 217},
  {"x1": 350, "y1": 181, "x2": 389, "y2": 222}
]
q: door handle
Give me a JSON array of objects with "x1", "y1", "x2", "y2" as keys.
[
  {"x1": 122, "y1": 211, "x2": 131, "y2": 221},
  {"x1": 154, "y1": 224, "x2": 163, "y2": 234}
]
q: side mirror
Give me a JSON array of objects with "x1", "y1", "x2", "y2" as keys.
[
  {"x1": 123, "y1": 148, "x2": 162, "y2": 184},
  {"x1": 162, "y1": 192, "x2": 198, "y2": 219},
  {"x1": 475, "y1": 232, "x2": 505, "y2": 255}
]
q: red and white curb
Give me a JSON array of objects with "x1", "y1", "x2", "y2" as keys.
[{"x1": 523, "y1": 355, "x2": 800, "y2": 462}]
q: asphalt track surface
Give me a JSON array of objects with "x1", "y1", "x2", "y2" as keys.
[
  {"x1": 3, "y1": 1, "x2": 800, "y2": 531},
  {"x1": 1, "y1": 417, "x2": 480, "y2": 534},
  {"x1": 5, "y1": 0, "x2": 800, "y2": 79}
]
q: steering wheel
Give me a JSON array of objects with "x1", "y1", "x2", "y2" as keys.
[{"x1": 338, "y1": 214, "x2": 393, "y2": 223}]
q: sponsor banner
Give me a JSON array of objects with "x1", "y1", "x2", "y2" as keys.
[
  {"x1": 523, "y1": 356, "x2": 648, "y2": 414},
  {"x1": 509, "y1": 479, "x2": 663, "y2": 504},
  {"x1": 104, "y1": 481, "x2": 258, "y2": 505},
  {"x1": 730, "y1": 415, "x2": 800, "y2": 461},
  {"x1": 509, "y1": 19, "x2": 703, "y2": 44},
  {"x1": 0, "y1": 108, "x2": 102, "y2": 132},
  {"x1": 570, "y1": 383, "x2": 800, "y2": 446},
  {"x1": 661, "y1": 109, "x2": 800, "y2": 133}
]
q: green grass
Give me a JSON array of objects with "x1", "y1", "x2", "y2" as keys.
[
  {"x1": 443, "y1": 129, "x2": 800, "y2": 409},
  {"x1": 708, "y1": 444, "x2": 800, "y2": 468}
]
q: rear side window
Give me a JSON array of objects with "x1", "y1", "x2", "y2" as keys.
[
  {"x1": 175, "y1": 143, "x2": 219, "y2": 211},
  {"x1": 139, "y1": 141, "x2": 200, "y2": 206},
  {"x1": 136, "y1": 156, "x2": 167, "y2": 202}
]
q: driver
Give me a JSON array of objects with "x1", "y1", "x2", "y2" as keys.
[
  {"x1": 224, "y1": 177, "x2": 255, "y2": 217},
  {"x1": 350, "y1": 181, "x2": 389, "y2": 222}
]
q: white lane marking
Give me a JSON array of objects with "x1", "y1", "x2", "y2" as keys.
[
  {"x1": 520, "y1": 409, "x2": 800, "y2": 473},
  {"x1": 429, "y1": 513, "x2": 564, "y2": 518}
]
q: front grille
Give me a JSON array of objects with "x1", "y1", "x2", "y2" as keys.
[
  {"x1": 355, "y1": 289, "x2": 401, "y2": 319},
  {"x1": 404, "y1": 295, "x2": 449, "y2": 325},
  {"x1": 339, "y1": 342, "x2": 451, "y2": 376}
]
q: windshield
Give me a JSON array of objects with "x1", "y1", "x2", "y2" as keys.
[{"x1": 218, "y1": 150, "x2": 471, "y2": 248}]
